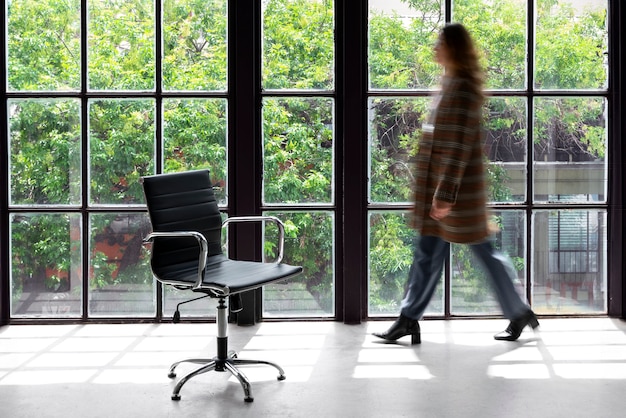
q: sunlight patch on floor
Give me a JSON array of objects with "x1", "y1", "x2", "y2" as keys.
[{"x1": 353, "y1": 364, "x2": 433, "y2": 379}]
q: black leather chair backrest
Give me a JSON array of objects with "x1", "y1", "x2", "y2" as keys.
[{"x1": 142, "y1": 170, "x2": 223, "y2": 273}]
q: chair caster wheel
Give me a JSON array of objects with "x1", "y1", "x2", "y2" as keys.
[
  {"x1": 277, "y1": 375, "x2": 286, "y2": 381},
  {"x1": 245, "y1": 397, "x2": 254, "y2": 403},
  {"x1": 171, "y1": 394, "x2": 181, "y2": 401}
]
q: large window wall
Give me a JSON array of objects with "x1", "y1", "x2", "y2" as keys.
[
  {"x1": 0, "y1": 0, "x2": 623, "y2": 323},
  {"x1": 5, "y1": 0, "x2": 229, "y2": 319},
  {"x1": 366, "y1": 0, "x2": 611, "y2": 317},
  {"x1": 260, "y1": 1, "x2": 336, "y2": 317}
]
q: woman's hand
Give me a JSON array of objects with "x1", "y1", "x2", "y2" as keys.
[{"x1": 430, "y1": 199, "x2": 452, "y2": 220}]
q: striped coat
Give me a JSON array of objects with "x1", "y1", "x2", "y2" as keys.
[{"x1": 410, "y1": 76, "x2": 490, "y2": 244}]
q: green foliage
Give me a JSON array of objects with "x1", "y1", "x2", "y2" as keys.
[
  {"x1": 11, "y1": 213, "x2": 78, "y2": 305},
  {"x1": 486, "y1": 162, "x2": 513, "y2": 202},
  {"x1": 535, "y1": 1, "x2": 607, "y2": 89},
  {"x1": 263, "y1": 98, "x2": 334, "y2": 204},
  {"x1": 163, "y1": 99, "x2": 227, "y2": 201},
  {"x1": 89, "y1": 100, "x2": 155, "y2": 204},
  {"x1": 452, "y1": 244, "x2": 490, "y2": 305},
  {"x1": 534, "y1": 97, "x2": 606, "y2": 161},
  {"x1": 263, "y1": 0, "x2": 334, "y2": 89},
  {"x1": 265, "y1": 212, "x2": 334, "y2": 312},
  {"x1": 90, "y1": 251, "x2": 118, "y2": 289},
  {"x1": 369, "y1": 4, "x2": 441, "y2": 89},
  {"x1": 9, "y1": 100, "x2": 81, "y2": 204},
  {"x1": 369, "y1": 98, "x2": 430, "y2": 202},
  {"x1": 368, "y1": 213, "x2": 414, "y2": 312},
  {"x1": 454, "y1": 0, "x2": 527, "y2": 89},
  {"x1": 8, "y1": 0, "x2": 81, "y2": 90},
  {"x1": 87, "y1": 0, "x2": 155, "y2": 90},
  {"x1": 162, "y1": 0, "x2": 227, "y2": 90}
]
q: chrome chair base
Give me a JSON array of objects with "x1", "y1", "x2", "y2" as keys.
[
  {"x1": 168, "y1": 352, "x2": 286, "y2": 402},
  {"x1": 166, "y1": 298, "x2": 286, "y2": 402}
]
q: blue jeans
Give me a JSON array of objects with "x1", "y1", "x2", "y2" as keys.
[{"x1": 400, "y1": 235, "x2": 530, "y2": 321}]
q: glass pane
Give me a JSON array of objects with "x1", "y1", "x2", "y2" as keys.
[
  {"x1": 88, "y1": 212, "x2": 154, "y2": 316},
  {"x1": 369, "y1": 97, "x2": 429, "y2": 203},
  {"x1": 368, "y1": 211, "x2": 444, "y2": 317},
  {"x1": 7, "y1": 0, "x2": 81, "y2": 91},
  {"x1": 263, "y1": 97, "x2": 334, "y2": 205},
  {"x1": 451, "y1": 210, "x2": 527, "y2": 315},
  {"x1": 89, "y1": 99, "x2": 155, "y2": 204},
  {"x1": 88, "y1": 0, "x2": 155, "y2": 90},
  {"x1": 263, "y1": 211, "x2": 334, "y2": 317},
  {"x1": 369, "y1": 0, "x2": 443, "y2": 90},
  {"x1": 533, "y1": 97, "x2": 607, "y2": 203},
  {"x1": 535, "y1": 0, "x2": 608, "y2": 90},
  {"x1": 163, "y1": 99, "x2": 228, "y2": 204},
  {"x1": 262, "y1": 0, "x2": 334, "y2": 90},
  {"x1": 10, "y1": 213, "x2": 82, "y2": 318},
  {"x1": 453, "y1": 0, "x2": 526, "y2": 90},
  {"x1": 532, "y1": 210, "x2": 607, "y2": 314},
  {"x1": 163, "y1": 288, "x2": 216, "y2": 319},
  {"x1": 9, "y1": 99, "x2": 81, "y2": 205},
  {"x1": 162, "y1": 0, "x2": 227, "y2": 91},
  {"x1": 484, "y1": 97, "x2": 527, "y2": 203}
]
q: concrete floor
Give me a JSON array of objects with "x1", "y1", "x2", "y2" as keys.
[{"x1": 1, "y1": 318, "x2": 626, "y2": 418}]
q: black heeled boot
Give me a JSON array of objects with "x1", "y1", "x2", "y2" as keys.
[
  {"x1": 494, "y1": 310, "x2": 540, "y2": 341},
  {"x1": 373, "y1": 314, "x2": 421, "y2": 344}
]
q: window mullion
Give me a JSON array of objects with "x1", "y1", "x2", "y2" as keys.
[{"x1": 341, "y1": 0, "x2": 368, "y2": 323}]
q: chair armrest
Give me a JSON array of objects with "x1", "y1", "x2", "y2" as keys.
[
  {"x1": 143, "y1": 231, "x2": 208, "y2": 290},
  {"x1": 222, "y1": 216, "x2": 286, "y2": 264}
]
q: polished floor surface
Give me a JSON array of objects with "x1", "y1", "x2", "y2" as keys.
[{"x1": 1, "y1": 318, "x2": 626, "y2": 418}]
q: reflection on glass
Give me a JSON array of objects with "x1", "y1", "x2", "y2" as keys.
[
  {"x1": 533, "y1": 97, "x2": 606, "y2": 203},
  {"x1": 453, "y1": 0, "x2": 527, "y2": 90},
  {"x1": 163, "y1": 99, "x2": 228, "y2": 204},
  {"x1": 7, "y1": 0, "x2": 81, "y2": 91},
  {"x1": 262, "y1": 0, "x2": 334, "y2": 90},
  {"x1": 484, "y1": 97, "x2": 527, "y2": 203},
  {"x1": 162, "y1": 0, "x2": 227, "y2": 91},
  {"x1": 533, "y1": 210, "x2": 607, "y2": 314},
  {"x1": 369, "y1": 97, "x2": 429, "y2": 203},
  {"x1": 263, "y1": 211, "x2": 334, "y2": 317},
  {"x1": 9, "y1": 99, "x2": 81, "y2": 205},
  {"x1": 535, "y1": 0, "x2": 608, "y2": 90},
  {"x1": 88, "y1": 213, "x2": 154, "y2": 317},
  {"x1": 263, "y1": 97, "x2": 334, "y2": 205},
  {"x1": 10, "y1": 213, "x2": 82, "y2": 318},
  {"x1": 451, "y1": 210, "x2": 526, "y2": 315},
  {"x1": 89, "y1": 99, "x2": 155, "y2": 205},
  {"x1": 88, "y1": 0, "x2": 155, "y2": 90},
  {"x1": 368, "y1": 211, "x2": 444, "y2": 316},
  {"x1": 368, "y1": 0, "x2": 443, "y2": 89}
]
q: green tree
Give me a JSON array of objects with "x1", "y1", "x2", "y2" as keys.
[
  {"x1": 263, "y1": 0, "x2": 334, "y2": 89},
  {"x1": 162, "y1": 0, "x2": 227, "y2": 90},
  {"x1": 8, "y1": 0, "x2": 81, "y2": 91},
  {"x1": 88, "y1": 0, "x2": 155, "y2": 90}
]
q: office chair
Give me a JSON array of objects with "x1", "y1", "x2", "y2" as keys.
[{"x1": 141, "y1": 169, "x2": 303, "y2": 402}]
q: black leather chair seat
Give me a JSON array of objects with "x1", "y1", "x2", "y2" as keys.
[{"x1": 157, "y1": 254, "x2": 302, "y2": 294}]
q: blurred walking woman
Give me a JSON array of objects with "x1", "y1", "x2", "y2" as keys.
[{"x1": 373, "y1": 23, "x2": 538, "y2": 344}]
